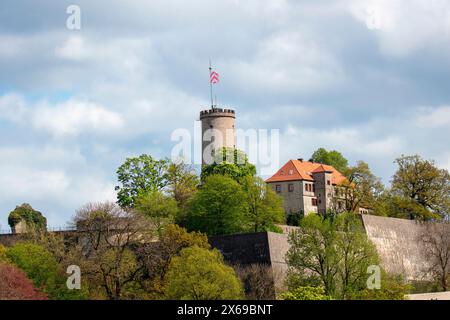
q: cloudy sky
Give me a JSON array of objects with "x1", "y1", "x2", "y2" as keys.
[{"x1": 0, "y1": 0, "x2": 449, "y2": 228}]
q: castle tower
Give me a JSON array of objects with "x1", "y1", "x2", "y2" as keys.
[{"x1": 199, "y1": 108, "x2": 236, "y2": 165}]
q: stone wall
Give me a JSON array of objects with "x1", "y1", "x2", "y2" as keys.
[{"x1": 360, "y1": 214, "x2": 432, "y2": 281}]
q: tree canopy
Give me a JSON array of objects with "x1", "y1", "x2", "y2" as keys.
[
  {"x1": 201, "y1": 148, "x2": 256, "y2": 183},
  {"x1": 310, "y1": 148, "x2": 349, "y2": 173},
  {"x1": 185, "y1": 175, "x2": 248, "y2": 236},
  {"x1": 163, "y1": 246, "x2": 244, "y2": 300},
  {"x1": 391, "y1": 155, "x2": 450, "y2": 220},
  {"x1": 286, "y1": 212, "x2": 380, "y2": 299},
  {"x1": 115, "y1": 154, "x2": 169, "y2": 208}
]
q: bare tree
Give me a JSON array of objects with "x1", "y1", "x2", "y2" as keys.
[
  {"x1": 420, "y1": 222, "x2": 450, "y2": 291},
  {"x1": 72, "y1": 202, "x2": 153, "y2": 300},
  {"x1": 233, "y1": 264, "x2": 275, "y2": 300}
]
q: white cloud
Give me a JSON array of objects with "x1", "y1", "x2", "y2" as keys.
[
  {"x1": 0, "y1": 93, "x2": 124, "y2": 137},
  {"x1": 55, "y1": 36, "x2": 85, "y2": 60},
  {"x1": 228, "y1": 31, "x2": 344, "y2": 93},
  {"x1": 348, "y1": 0, "x2": 450, "y2": 57},
  {"x1": 32, "y1": 100, "x2": 124, "y2": 137},
  {"x1": 416, "y1": 106, "x2": 450, "y2": 128},
  {"x1": 0, "y1": 93, "x2": 27, "y2": 122}
]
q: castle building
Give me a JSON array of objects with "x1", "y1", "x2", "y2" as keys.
[
  {"x1": 199, "y1": 108, "x2": 236, "y2": 165},
  {"x1": 266, "y1": 159, "x2": 364, "y2": 217}
]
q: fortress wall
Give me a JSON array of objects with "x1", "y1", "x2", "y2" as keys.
[
  {"x1": 361, "y1": 214, "x2": 430, "y2": 281},
  {"x1": 267, "y1": 232, "x2": 290, "y2": 292},
  {"x1": 209, "y1": 232, "x2": 272, "y2": 266}
]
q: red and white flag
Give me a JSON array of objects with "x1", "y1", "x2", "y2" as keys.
[{"x1": 210, "y1": 70, "x2": 219, "y2": 84}]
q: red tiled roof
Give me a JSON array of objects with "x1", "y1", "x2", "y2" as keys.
[{"x1": 265, "y1": 160, "x2": 347, "y2": 185}]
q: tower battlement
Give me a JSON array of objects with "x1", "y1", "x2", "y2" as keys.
[{"x1": 200, "y1": 108, "x2": 235, "y2": 119}]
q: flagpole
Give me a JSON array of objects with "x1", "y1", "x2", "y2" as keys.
[{"x1": 209, "y1": 59, "x2": 214, "y2": 109}]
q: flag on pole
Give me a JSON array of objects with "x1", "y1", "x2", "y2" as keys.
[{"x1": 210, "y1": 70, "x2": 219, "y2": 84}]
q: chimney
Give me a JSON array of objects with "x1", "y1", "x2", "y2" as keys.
[{"x1": 298, "y1": 158, "x2": 304, "y2": 162}]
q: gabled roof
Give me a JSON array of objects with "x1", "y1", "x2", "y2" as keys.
[{"x1": 265, "y1": 159, "x2": 347, "y2": 185}]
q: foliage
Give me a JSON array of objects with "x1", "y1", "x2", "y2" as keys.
[
  {"x1": 286, "y1": 213, "x2": 379, "y2": 299},
  {"x1": 0, "y1": 244, "x2": 6, "y2": 262},
  {"x1": 374, "y1": 193, "x2": 435, "y2": 220},
  {"x1": 71, "y1": 202, "x2": 154, "y2": 300},
  {"x1": 201, "y1": 148, "x2": 256, "y2": 183},
  {"x1": 241, "y1": 176, "x2": 285, "y2": 232},
  {"x1": 137, "y1": 224, "x2": 210, "y2": 298},
  {"x1": 134, "y1": 190, "x2": 179, "y2": 236},
  {"x1": 286, "y1": 211, "x2": 304, "y2": 227},
  {"x1": 8, "y1": 203, "x2": 47, "y2": 230},
  {"x1": 4, "y1": 242, "x2": 82, "y2": 299},
  {"x1": 392, "y1": 155, "x2": 450, "y2": 220},
  {"x1": 0, "y1": 262, "x2": 48, "y2": 300},
  {"x1": 339, "y1": 161, "x2": 384, "y2": 213},
  {"x1": 163, "y1": 246, "x2": 244, "y2": 300},
  {"x1": 310, "y1": 148, "x2": 349, "y2": 173},
  {"x1": 115, "y1": 154, "x2": 169, "y2": 208},
  {"x1": 279, "y1": 286, "x2": 331, "y2": 300},
  {"x1": 185, "y1": 175, "x2": 248, "y2": 236},
  {"x1": 351, "y1": 273, "x2": 409, "y2": 300},
  {"x1": 166, "y1": 161, "x2": 199, "y2": 210}
]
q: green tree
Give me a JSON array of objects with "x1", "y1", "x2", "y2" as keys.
[
  {"x1": 201, "y1": 148, "x2": 256, "y2": 183},
  {"x1": 164, "y1": 246, "x2": 244, "y2": 300},
  {"x1": 241, "y1": 176, "x2": 285, "y2": 232},
  {"x1": 166, "y1": 161, "x2": 199, "y2": 210},
  {"x1": 135, "y1": 190, "x2": 179, "y2": 236},
  {"x1": 8, "y1": 203, "x2": 47, "y2": 231},
  {"x1": 334, "y1": 213, "x2": 379, "y2": 299},
  {"x1": 137, "y1": 224, "x2": 210, "y2": 298},
  {"x1": 4, "y1": 242, "x2": 83, "y2": 300},
  {"x1": 185, "y1": 175, "x2": 248, "y2": 236},
  {"x1": 278, "y1": 286, "x2": 331, "y2": 300},
  {"x1": 311, "y1": 148, "x2": 349, "y2": 173},
  {"x1": 339, "y1": 161, "x2": 384, "y2": 213},
  {"x1": 115, "y1": 154, "x2": 169, "y2": 208},
  {"x1": 392, "y1": 155, "x2": 450, "y2": 220},
  {"x1": 286, "y1": 213, "x2": 379, "y2": 299},
  {"x1": 351, "y1": 273, "x2": 409, "y2": 300}
]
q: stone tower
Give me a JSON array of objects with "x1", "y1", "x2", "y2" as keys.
[{"x1": 199, "y1": 108, "x2": 236, "y2": 165}]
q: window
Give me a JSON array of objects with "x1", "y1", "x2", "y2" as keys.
[
  {"x1": 275, "y1": 185, "x2": 282, "y2": 193},
  {"x1": 312, "y1": 184, "x2": 316, "y2": 192},
  {"x1": 288, "y1": 184, "x2": 294, "y2": 192},
  {"x1": 305, "y1": 183, "x2": 313, "y2": 192},
  {"x1": 288, "y1": 169, "x2": 294, "y2": 175},
  {"x1": 327, "y1": 180, "x2": 331, "y2": 186},
  {"x1": 312, "y1": 198, "x2": 318, "y2": 206}
]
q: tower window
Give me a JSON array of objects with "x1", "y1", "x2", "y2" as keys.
[
  {"x1": 312, "y1": 198, "x2": 318, "y2": 206},
  {"x1": 327, "y1": 180, "x2": 331, "y2": 185},
  {"x1": 288, "y1": 184, "x2": 294, "y2": 192}
]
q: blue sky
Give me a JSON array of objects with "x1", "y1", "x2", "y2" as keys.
[{"x1": 0, "y1": 0, "x2": 450, "y2": 229}]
